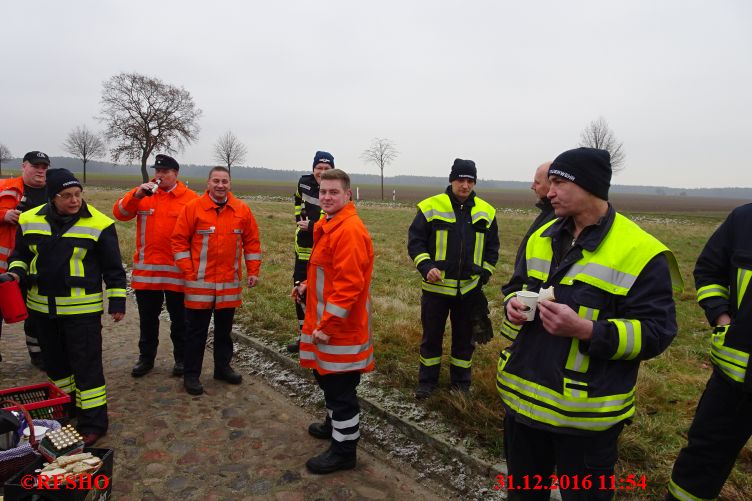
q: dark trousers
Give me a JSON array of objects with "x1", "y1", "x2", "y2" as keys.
[
  {"x1": 503, "y1": 413, "x2": 623, "y2": 501},
  {"x1": 293, "y1": 257, "x2": 307, "y2": 337},
  {"x1": 184, "y1": 307, "x2": 235, "y2": 379},
  {"x1": 30, "y1": 313, "x2": 108, "y2": 434},
  {"x1": 419, "y1": 290, "x2": 476, "y2": 386},
  {"x1": 135, "y1": 289, "x2": 186, "y2": 363},
  {"x1": 667, "y1": 372, "x2": 752, "y2": 500},
  {"x1": 314, "y1": 370, "x2": 361, "y2": 456}
]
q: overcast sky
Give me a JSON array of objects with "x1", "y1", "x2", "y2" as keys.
[{"x1": 1, "y1": 1, "x2": 750, "y2": 188}]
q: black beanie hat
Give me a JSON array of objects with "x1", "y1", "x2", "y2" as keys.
[
  {"x1": 46, "y1": 168, "x2": 83, "y2": 200},
  {"x1": 449, "y1": 158, "x2": 477, "y2": 183},
  {"x1": 548, "y1": 147, "x2": 611, "y2": 200},
  {"x1": 313, "y1": 151, "x2": 335, "y2": 169}
]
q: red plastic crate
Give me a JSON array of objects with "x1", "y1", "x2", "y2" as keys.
[{"x1": 0, "y1": 382, "x2": 70, "y2": 421}]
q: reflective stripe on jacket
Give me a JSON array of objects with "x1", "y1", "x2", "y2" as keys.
[
  {"x1": 0, "y1": 177, "x2": 24, "y2": 272},
  {"x1": 294, "y1": 173, "x2": 325, "y2": 263},
  {"x1": 694, "y1": 203, "x2": 752, "y2": 389},
  {"x1": 407, "y1": 188, "x2": 499, "y2": 297},
  {"x1": 8, "y1": 202, "x2": 127, "y2": 316},
  {"x1": 113, "y1": 180, "x2": 198, "y2": 291},
  {"x1": 498, "y1": 207, "x2": 681, "y2": 433},
  {"x1": 299, "y1": 203, "x2": 375, "y2": 375},
  {"x1": 171, "y1": 191, "x2": 261, "y2": 309}
]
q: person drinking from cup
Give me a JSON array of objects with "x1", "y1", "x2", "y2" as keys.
[{"x1": 497, "y1": 148, "x2": 682, "y2": 500}]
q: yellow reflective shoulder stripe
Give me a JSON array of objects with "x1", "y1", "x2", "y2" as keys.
[
  {"x1": 417, "y1": 194, "x2": 455, "y2": 222},
  {"x1": 696, "y1": 283, "x2": 730, "y2": 302}
]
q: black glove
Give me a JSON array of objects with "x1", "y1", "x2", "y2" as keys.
[
  {"x1": 0, "y1": 273, "x2": 15, "y2": 283},
  {"x1": 470, "y1": 290, "x2": 494, "y2": 345},
  {"x1": 479, "y1": 270, "x2": 491, "y2": 286}
]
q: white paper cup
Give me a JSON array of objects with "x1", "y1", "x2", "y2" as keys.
[{"x1": 516, "y1": 291, "x2": 540, "y2": 321}]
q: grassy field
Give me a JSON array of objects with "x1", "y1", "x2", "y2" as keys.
[{"x1": 79, "y1": 180, "x2": 750, "y2": 500}]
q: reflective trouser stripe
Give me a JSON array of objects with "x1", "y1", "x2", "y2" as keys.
[
  {"x1": 77, "y1": 385, "x2": 107, "y2": 410},
  {"x1": 668, "y1": 480, "x2": 715, "y2": 501},
  {"x1": 419, "y1": 355, "x2": 441, "y2": 367},
  {"x1": 50, "y1": 375, "x2": 76, "y2": 394},
  {"x1": 450, "y1": 356, "x2": 471, "y2": 368}
]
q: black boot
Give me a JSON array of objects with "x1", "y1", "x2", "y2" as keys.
[
  {"x1": 184, "y1": 377, "x2": 204, "y2": 395},
  {"x1": 308, "y1": 418, "x2": 332, "y2": 439},
  {"x1": 131, "y1": 358, "x2": 154, "y2": 377},
  {"x1": 172, "y1": 361, "x2": 185, "y2": 377},
  {"x1": 213, "y1": 366, "x2": 242, "y2": 384},
  {"x1": 286, "y1": 338, "x2": 300, "y2": 353},
  {"x1": 305, "y1": 447, "x2": 356, "y2": 474},
  {"x1": 30, "y1": 353, "x2": 45, "y2": 370}
]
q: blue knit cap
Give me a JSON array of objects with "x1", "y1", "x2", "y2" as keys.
[{"x1": 313, "y1": 151, "x2": 335, "y2": 169}]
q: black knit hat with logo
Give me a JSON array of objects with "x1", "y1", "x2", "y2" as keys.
[
  {"x1": 449, "y1": 159, "x2": 477, "y2": 183},
  {"x1": 46, "y1": 169, "x2": 83, "y2": 200},
  {"x1": 548, "y1": 147, "x2": 611, "y2": 200},
  {"x1": 312, "y1": 151, "x2": 335, "y2": 169}
]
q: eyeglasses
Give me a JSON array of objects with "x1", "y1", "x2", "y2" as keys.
[{"x1": 55, "y1": 192, "x2": 83, "y2": 201}]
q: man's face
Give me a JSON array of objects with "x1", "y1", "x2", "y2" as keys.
[
  {"x1": 451, "y1": 178, "x2": 475, "y2": 201},
  {"x1": 21, "y1": 161, "x2": 48, "y2": 188},
  {"x1": 531, "y1": 164, "x2": 551, "y2": 200},
  {"x1": 319, "y1": 178, "x2": 351, "y2": 215},
  {"x1": 313, "y1": 163, "x2": 333, "y2": 184},
  {"x1": 207, "y1": 170, "x2": 231, "y2": 201},
  {"x1": 154, "y1": 168, "x2": 178, "y2": 190},
  {"x1": 547, "y1": 176, "x2": 592, "y2": 217},
  {"x1": 52, "y1": 187, "x2": 83, "y2": 216}
]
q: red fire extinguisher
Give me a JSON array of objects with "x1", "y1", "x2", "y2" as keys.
[{"x1": 0, "y1": 278, "x2": 28, "y2": 323}]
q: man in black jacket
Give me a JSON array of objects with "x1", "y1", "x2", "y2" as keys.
[
  {"x1": 4, "y1": 169, "x2": 126, "y2": 446},
  {"x1": 513, "y1": 161, "x2": 556, "y2": 270},
  {"x1": 666, "y1": 203, "x2": 752, "y2": 500},
  {"x1": 408, "y1": 159, "x2": 499, "y2": 399},
  {"x1": 288, "y1": 151, "x2": 334, "y2": 353}
]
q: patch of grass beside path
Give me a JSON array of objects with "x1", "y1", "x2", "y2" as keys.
[{"x1": 83, "y1": 187, "x2": 749, "y2": 500}]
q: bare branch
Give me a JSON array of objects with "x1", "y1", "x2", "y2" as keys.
[
  {"x1": 98, "y1": 72, "x2": 202, "y2": 182},
  {"x1": 0, "y1": 143, "x2": 13, "y2": 177},
  {"x1": 578, "y1": 117, "x2": 626, "y2": 172},
  {"x1": 62, "y1": 125, "x2": 106, "y2": 183},
  {"x1": 213, "y1": 131, "x2": 248, "y2": 174},
  {"x1": 361, "y1": 137, "x2": 399, "y2": 200}
]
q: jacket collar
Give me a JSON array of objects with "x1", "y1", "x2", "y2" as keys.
[
  {"x1": 444, "y1": 185, "x2": 476, "y2": 207},
  {"x1": 38, "y1": 200, "x2": 92, "y2": 218},
  {"x1": 542, "y1": 203, "x2": 615, "y2": 252},
  {"x1": 318, "y1": 202, "x2": 358, "y2": 234},
  {"x1": 198, "y1": 191, "x2": 241, "y2": 212}
]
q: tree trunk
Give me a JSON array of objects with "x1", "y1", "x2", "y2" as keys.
[
  {"x1": 82, "y1": 159, "x2": 87, "y2": 184},
  {"x1": 380, "y1": 167, "x2": 384, "y2": 200},
  {"x1": 227, "y1": 162, "x2": 232, "y2": 176},
  {"x1": 140, "y1": 153, "x2": 149, "y2": 183}
]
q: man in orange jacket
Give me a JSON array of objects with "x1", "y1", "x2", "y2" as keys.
[
  {"x1": 113, "y1": 154, "x2": 198, "y2": 378},
  {"x1": 0, "y1": 150, "x2": 50, "y2": 368},
  {"x1": 171, "y1": 166, "x2": 262, "y2": 396},
  {"x1": 294, "y1": 168, "x2": 374, "y2": 474}
]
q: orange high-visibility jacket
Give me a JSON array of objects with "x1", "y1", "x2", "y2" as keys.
[
  {"x1": 299, "y1": 202, "x2": 375, "y2": 375},
  {"x1": 0, "y1": 177, "x2": 24, "y2": 273},
  {"x1": 113, "y1": 180, "x2": 198, "y2": 292},
  {"x1": 171, "y1": 191, "x2": 261, "y2": 309}
]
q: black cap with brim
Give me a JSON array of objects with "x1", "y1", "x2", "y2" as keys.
[
  {"x1": 22, "y1": 151, "x2": 50, "y2": 165},
  {"x1": 151, "y1": 154, "x2": 180, "y2": 170}
]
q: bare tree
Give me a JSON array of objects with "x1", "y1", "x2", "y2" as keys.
[
  {"x1": 361, "y1": 137, "x2": 398, "y2": 200},
  {"x1": 99, "y1": 72, "x2": 202, "y2": 182},
  {"x1": 213, "y1": 131, "x2": 247, "y2": 175},
  {"x1": 578, "y1": 117, "x2": 626, "y2": 171},
  {"x1": 62, "y1": 125, "x2": 106, "y2": 183},
  {"x1": 0, "y1": 143, "x2": 12, "y2": 178}
]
